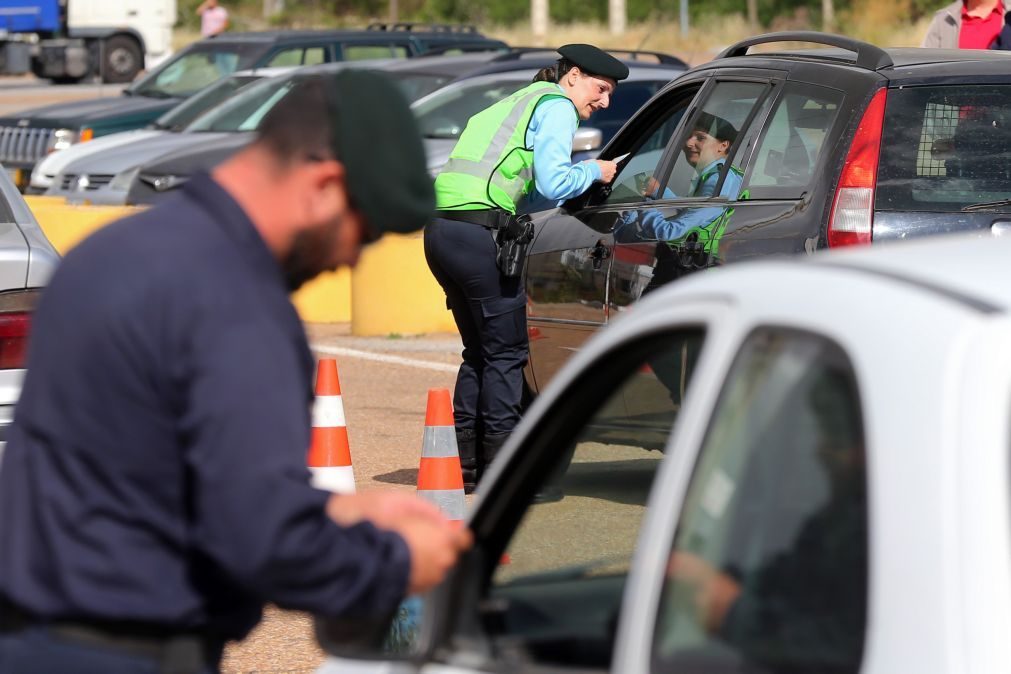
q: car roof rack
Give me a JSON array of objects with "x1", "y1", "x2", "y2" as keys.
[
  {"x1": 716, "y1": 31, "x2": 893, "y2": 70},
  {"x1": 366, "y1": 22, "x2": 479, "y2": 34},
  {"x1": 490, "y1": 47, "x2": 686, "y2": 67}
]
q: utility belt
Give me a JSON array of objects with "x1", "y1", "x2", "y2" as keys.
[
  {"x1": 0, "y1": 595, "x2": 224, "y2": 674},
  {"x1": 435, "y1": 209, "x2": 535, "y2": 278}
]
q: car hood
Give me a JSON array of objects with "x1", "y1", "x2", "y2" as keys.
[
  {"x1": 60, "y1": 131, "x2": 234, "y2": 177},
  {"x1": 0, "y1": 95, "x2": 180, "y2": 126},
  {"x1": 34, "y1": 129, "x2": 166, "y2": 180},
  {"x1": 139, "y1": 132, "x2": 256, "y2": 178},
  {"x1": 424, "y1": 138, "x2": 456, "y2": 175}
]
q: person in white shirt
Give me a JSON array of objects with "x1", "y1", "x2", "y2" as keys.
[{"x1": 197, "y1": 0, "x2": 229, "y2": 38}]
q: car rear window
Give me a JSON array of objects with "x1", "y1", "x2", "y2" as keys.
[{"x1": 877, "y1": 85, "x2": 1011, "y2": 212}]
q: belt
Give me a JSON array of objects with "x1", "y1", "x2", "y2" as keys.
[
  {"x1": 435, "y1": 209, "x2": 509, "y2": 229},
  {"x1": 0, "y1": 595, "x2": 223, "y2": 674}
]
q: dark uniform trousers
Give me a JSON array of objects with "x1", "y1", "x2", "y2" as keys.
[{"x1": 424, "y1": 216, "x2": 528, "y2": 475}]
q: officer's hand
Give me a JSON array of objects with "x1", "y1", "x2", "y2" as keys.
[
  {"x1": 326, "y1": 491, "x2": 445, "y2": 530},
  {"x1": 596, "y1": 160, "x2": 618, "y2": 183},
  {"x1": 395, "y1": 516, "x2": 474, "y2": 595}
]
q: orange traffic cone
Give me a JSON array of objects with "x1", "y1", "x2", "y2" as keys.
[
  {"x1": 307, "y1": 359, "x2": 356, "y2": 494},
  {"x1": 416, "y1": 388, "x2": 465, "y2": 522}
]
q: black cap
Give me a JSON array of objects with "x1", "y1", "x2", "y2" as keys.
[
  {"x1": 693, "y1": 112, "x2": 738, "y2": 143},
  {"x1": 323, "y1": 70, "x2": 434, "y2": 240},
  {"x1": 557, "y1": 43, "x2": 629, "y2": 81}
]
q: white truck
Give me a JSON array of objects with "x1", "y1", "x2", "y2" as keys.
[{"x1": 0, "y1": 0, "x2": 176, "y2": 83}]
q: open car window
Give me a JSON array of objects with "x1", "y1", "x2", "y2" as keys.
[
  {"x1": 479, "y1": 329, "x2": 707, "y2": 670},
  {"x1": 602, "y1": 85, "x2": 702, "y2": 207},
  {"x1": 656, "y1": 81, "x2": 768, "y2": 203}
]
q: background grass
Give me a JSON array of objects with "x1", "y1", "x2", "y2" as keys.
[{"x1": 173, "y1": 1, "x2": 935, "y2": 66}]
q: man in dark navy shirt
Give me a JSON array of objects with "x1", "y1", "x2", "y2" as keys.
[{"x1": 0, "y1": 71, "x2": 470, "y2": 673}]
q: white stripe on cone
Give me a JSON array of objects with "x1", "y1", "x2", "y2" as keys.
[
  {"x1": 312, "y1": 395, "x2": 346, "y2": 428},
  {"x1": 311, "y1": 466, "x2": 356, "y2": 494}
]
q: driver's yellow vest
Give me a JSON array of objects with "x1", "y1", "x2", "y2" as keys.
[{"x1": 435, "y1": 81, "x2": 577, "y2": 214}]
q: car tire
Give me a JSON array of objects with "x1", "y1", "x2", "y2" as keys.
[{"x1": 99, "y1": 35, "x2": 143, "y2": 84}]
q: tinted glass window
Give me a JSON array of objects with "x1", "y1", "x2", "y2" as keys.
[
  {"x1": 653, "y1": 328, "x2": 867, "y2": 674},
  {"x1": 154, "y1": 74, "x2": 260, "y2": 131},
  {"x1": 490, "y1": 329, "x2": 704, "y2": 669},
  {"x1": 658, "y1": 81, "x2": 766, "y2": 201},
  {"x1": 747, "y1": 84, "x2": 842, "y2": 192},
  {"x1": 414, "y1": 78, "x2": 527, "y2": 139},
  {"x1": 131, "y1": 43, "x2": 264, "y2": 98},
  {"x1": 343, "y1": 44, "x2": 408, "y2": 60},
  {"x1": 267, "y1": 46, "x2": 327, "y2": 66},
  {"x1": 603, "y1": 86, "x2": 700, "y2": 206},
  {"x1": 185, "y1": 76, "x2": 293, "y2": 132},
  {"x1": 878, "y1": 85, "x2": 1011, "y2": 212},
  {"x1": 385, "y1": 72, "x2": 454, "y2": 103}
]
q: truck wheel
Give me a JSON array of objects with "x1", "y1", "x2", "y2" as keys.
[{"x1": 100, "y1": 35, "x2": 143, "y2": 84}]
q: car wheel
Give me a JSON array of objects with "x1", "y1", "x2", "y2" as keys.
[{"x1": 100, "y1": 35, "x2": 143, "y2": 84}]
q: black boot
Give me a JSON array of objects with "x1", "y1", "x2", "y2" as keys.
[
  {"x1": 456, "y1": 428, "x2": 479, "y2": 494},
  {"x1": 481, "y1": 432, "x2": 511, "y2": 484}
]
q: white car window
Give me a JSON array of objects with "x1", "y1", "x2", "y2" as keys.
[{"x1": 653, "y1": 328, "x2": 868, "y2": 674}]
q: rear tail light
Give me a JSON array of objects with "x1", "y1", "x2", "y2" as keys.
[
  {"x1": 828, "y1": 87, "x2": 887, "y2": 247},
  {"x1": 0, "y1": 312, "x2": 31, "y2": 369},
  {"x1": 0, "y1": 291, "x2": 39, "y2": 370}
]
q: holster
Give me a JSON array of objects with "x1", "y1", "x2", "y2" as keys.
[{"x1": 494, "y1": 214, "x2": 535, "y2": 278}]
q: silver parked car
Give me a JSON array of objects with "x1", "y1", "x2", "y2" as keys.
[{"x1": 0, "y1": 169, "x2": 59, "y2": 464}]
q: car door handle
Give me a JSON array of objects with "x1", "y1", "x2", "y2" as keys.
[
  {"x1": 590, "y1": 241, "x2": 611, "y2": 270},
  {"x1": 992, "y1": 220, "x2": 1011, "y2": 237}
]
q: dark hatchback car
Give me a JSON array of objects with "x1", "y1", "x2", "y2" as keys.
[
  {"x1": 523, "y1": 32, "x2": 1011, "y2": 391},
  {"x1": 0, "y1": 24, "x2": 506, "y2": 188}
]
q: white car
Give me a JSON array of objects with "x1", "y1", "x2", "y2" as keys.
[{"x1": 318, "y1": 232, "x2": 1011, "y2": 673}]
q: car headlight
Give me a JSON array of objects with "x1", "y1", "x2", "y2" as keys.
[
  {"x1": 45, "y1": 127, "x2": 93, "y2": 154},
  {"x1": 109, "y1": 166, "x2": 140, "y2": 191},
  {"x1": 139, "y1": 173, "x2": 189, "y2": 192}
]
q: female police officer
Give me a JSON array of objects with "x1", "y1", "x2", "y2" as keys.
[{"x1": 424, "y1": 44, "x2": 628, "y2": 493}]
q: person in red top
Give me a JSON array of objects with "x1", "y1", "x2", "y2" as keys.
[{"x1": 922, "y1": 0, "x2": 1009, "y2": 49}]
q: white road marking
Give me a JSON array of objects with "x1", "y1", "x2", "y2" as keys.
[{"x1": 311, "y1": 344, "x2": 459, "y2": 373}]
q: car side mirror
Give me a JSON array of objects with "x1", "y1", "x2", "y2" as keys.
[
  {"x1": 314, "y1": 609, "x2": 400, "y2": 659},
  {"x1": 572, "y1": 127, "x2": 603, "y2": 153}
]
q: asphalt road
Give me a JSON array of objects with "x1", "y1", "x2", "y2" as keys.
[
  {"x1": 222, "y1": 325, "x2": 464, "y2": 673},
  {"x1": 0, "y1": 75, "x2": 124, "y2": 116},
  {"x1": 0, "y1": 76, "x2": 471, "y2": 673}
]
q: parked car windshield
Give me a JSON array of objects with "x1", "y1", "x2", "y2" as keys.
[
  {"x1": 185, "y1": 75, "x2": 294, "y2": 132},
  {"x1": 129, "y1": 43, "x2": 267, "y2": 99},
  {"x1": 152, "y1": 74, "x2": 265, "y2": 132},
  {"x1": 384, "y1": 71, "x2": 456, "y2": 103},
  {"x1": 877, "y1": 84, "x2": 1011, "y2": 212}
]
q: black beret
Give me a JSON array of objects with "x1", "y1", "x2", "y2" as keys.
[
  {"x1": 557, "y1": 43, "x2": 629, "y2": 81},
  {"x1": 693, "y1": 112, "x2": 738, "y2": 143},
  {"x1": 322, "y1": 70, "x2": 434, "y2": 240}
]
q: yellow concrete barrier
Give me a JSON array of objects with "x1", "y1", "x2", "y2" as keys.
[
  {"x1": 25, "y1": 195, "x2": 140, "y2": 253},
  {"x1": 351, "y1": 231, "x2": 456, "y2": 336},
  {"x1": 25, "y1": 195, "x2": 352, "y2": 323},
  {"x1": 291, "y1": 269, "x2": 351, "y2": 323}
]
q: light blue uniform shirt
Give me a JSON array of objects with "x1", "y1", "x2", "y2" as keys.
[
  {"x1": 525, "y1": 92, "x2": 601, "y2": 204},
  {"x1": 621, "y1": 158, "x2": 744, "y2": 242}
]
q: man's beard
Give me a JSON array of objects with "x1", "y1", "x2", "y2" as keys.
[{"x1": 282, "y1": 218, "x2": 340, "y2": 292}]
